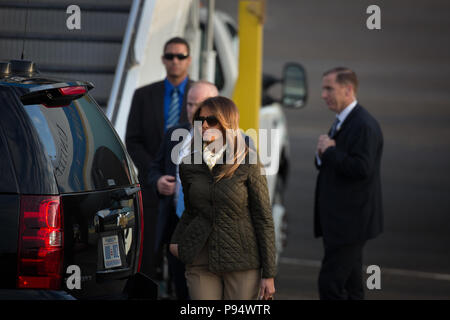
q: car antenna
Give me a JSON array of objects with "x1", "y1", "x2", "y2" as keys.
[{"x1": 20, "y1": 0, "x2": 30, "y2": 60}]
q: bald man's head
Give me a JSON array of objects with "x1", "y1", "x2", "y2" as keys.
[{"x1": 186, "y1": 81, "x2": 219, "y2": 124}]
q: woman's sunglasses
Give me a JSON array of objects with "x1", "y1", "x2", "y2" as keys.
[
  {"x1": 195, "y1": 115, "x2": 219, "y2": 126},
  {"x1": 163, "y1": 53, "x2": 189, "y2": 60}
]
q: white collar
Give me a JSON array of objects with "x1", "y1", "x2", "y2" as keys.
[
  {"x1": 203, "y1": 143, "x2": 227, "y2": 170},
  {"x1": 336, "y1": 100, "x2": 357, "y2": 128}
]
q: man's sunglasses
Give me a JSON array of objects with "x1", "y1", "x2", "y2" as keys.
[
  {"x1": 163, "y1": 53, "x2": 189, "y2": 60},
  {"x1": 195, "y1": 116, "x2": 219, "y2": 126}
]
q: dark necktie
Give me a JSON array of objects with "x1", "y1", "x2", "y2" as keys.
[
  {"x1": 166, "y1": 87, "x2": 180, "y2": 130},
  {"x1": 329, "y1": 118, "x2": 340, "y2": 137}
]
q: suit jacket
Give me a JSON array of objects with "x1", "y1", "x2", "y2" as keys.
[
  {"x1": 125, "y1": 79, "x2": 192, "y2": 207},
  {"x1": 147, "y1": 122, "x2": 191, "y2": 252},
  {"x1": 314, "y1": 104, "x2": 384, "y2": 247}
]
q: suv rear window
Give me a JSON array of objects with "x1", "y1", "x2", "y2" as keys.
[
  {"x1": 0, "y1": 127, "x2": 17, "y2": 193},
  {"x1": 23, "y1": 94, "x2": 132, "y2": 193}
]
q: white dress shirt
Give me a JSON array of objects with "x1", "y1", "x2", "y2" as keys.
[
  {"x1": 203, "y1": 143, "x2": 228, "y2": 171},
  {"x1": 174, "y1": 129, "x2": 193, "y2": 206},
  {"x1": 316, "y1": 100, "x2": 358, "y2": 166},
  {"x1": 335, "y1": 100, "x2": 357, "y2": 131}
]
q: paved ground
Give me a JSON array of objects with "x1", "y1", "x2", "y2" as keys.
[{"x1": 217, "y1": 0, "x2": 450, "y2": 299}]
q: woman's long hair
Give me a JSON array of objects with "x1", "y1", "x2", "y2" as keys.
[{"x1": 192, "y1": 96, "x2": 249, "y2": 181}]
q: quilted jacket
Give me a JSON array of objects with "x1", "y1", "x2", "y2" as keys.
[{"x1": 171, "y1": 150, "x2": 277, "y2": 279}]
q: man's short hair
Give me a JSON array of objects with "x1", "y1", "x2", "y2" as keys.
[
  {"x1": 323, "y1": 67, "x2": 358, "y2": 93},
  {"x1": 163, "y1": 37, "x2": 190, "y2": 55}
]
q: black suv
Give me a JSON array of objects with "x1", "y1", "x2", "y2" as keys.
[{"x1": 0, "y1": 60, "x2": 155, "y2": 299}]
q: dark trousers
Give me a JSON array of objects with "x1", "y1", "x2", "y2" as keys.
[
  {"x1": 318, "y1": 241, "x2": 365, "y2": 300},
  {"x1": 167, "y1": 249, "x2": 190, "y2": 300},
  {"x1": 140, "y1": 195, "x2": 159, "y2": 279}
]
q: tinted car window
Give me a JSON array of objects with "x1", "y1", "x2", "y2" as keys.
[
  {"x1": 0, "y1": 126, "x2": 17, "y2": 193},
  {"x1": 23, "y1": 94, "x2": 132, "y2": 193},
  {"x1": 0, "y1": 86, "x2": 58, "y2": 195}
]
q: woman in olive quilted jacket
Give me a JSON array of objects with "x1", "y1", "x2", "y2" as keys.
[{"x1": 169, "y1": 96, "x2": 276, "y2": 300}]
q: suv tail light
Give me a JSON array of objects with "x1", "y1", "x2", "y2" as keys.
[
  {"x1": 17, "y1": 195, "x2": 64, "y2": 290},
  {"x1": 58, "y1": 86, "x2": 86, "y2": 96},
  {"x1": 137, "y1": 187, "x2": 144, "y2": 273}
]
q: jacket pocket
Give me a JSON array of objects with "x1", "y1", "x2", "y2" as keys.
[{"x1": 179, "y1": 215, "x2": 212, "y2": 265}]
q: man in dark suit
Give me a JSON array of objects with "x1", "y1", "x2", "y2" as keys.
[
  {"x1": 148, "y1": 81, "x2": 219, "y2": 299},
  {"x1": 314, "y1": 67, "x2": 383, "y2": 300},
  {"x1": 125, "y1": 37, "x2": 193, "y2": 280}
]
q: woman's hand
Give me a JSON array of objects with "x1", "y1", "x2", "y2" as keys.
[
  {"x1": 259, "y1": 278, "x2": 275, "y2": 300},
  {"x1": 169, "y1": 243, "x2": 179, "y2": 258}
]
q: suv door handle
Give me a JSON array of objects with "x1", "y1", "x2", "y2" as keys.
[
  {"x1": 111, "y1": 186, "x2": 140, "y2": 201},
  {"x1": 94, "y1": 206, "x2": 134, "y2": 233}
]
